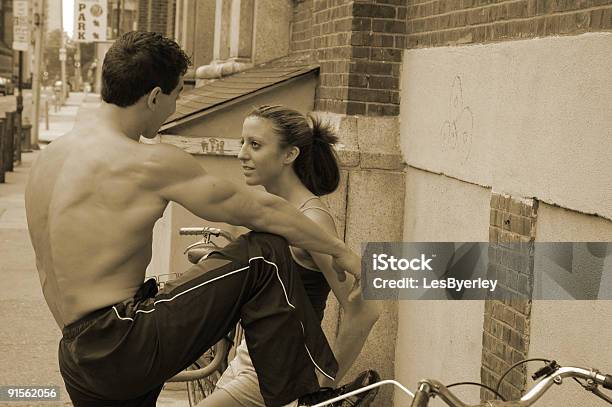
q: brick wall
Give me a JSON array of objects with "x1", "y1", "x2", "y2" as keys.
[
  {"x1": 290, "y1": 1, "x2": 611, "y2": 117},
  {"x1": 138, "y1": 0, "x2": 150, "y2": 31},
  {"x1": 138, "y1": 0, "x2": 174, "y2": 36},
  {"x1": 481, "y1": 193, "x2": 538, "y2": 401},
  {"x1": 290, "y1": 0, "x2": 406, "y2": 116},
  {"x1": 291, "y1": 0, "x2": 315, "y2": 59},
  {"x1": 406, "y1": 0, "x2": 612, "y2": 48},
  {"x1": 0, "y1": 0, "x2": 13, "y2": 77}
]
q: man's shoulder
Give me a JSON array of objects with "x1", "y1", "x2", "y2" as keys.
[
  {"x1": 140, "y1": 142, "x2": 194, "y2": 172},
  {"x1": 138, "y1": 141, "x2": 205, "y2": 190}
]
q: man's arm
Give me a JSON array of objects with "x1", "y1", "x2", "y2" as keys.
[{"x1": 142, "y1": 144, "x2": 359, "y2": 279}]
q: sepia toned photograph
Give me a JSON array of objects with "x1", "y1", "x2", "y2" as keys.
[{"x1": 0, "y1": 0, "x2": 611, "y2": 406}]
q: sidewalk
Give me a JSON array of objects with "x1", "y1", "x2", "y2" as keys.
[
  {"x1": 38, "y1": 92, "x2": 101, "y2": 143},
  {"x1": 0, "y1": 94, "x2": 190, "y2": 406}
]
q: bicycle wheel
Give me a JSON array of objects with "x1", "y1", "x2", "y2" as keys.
[{"x1": 186, "y1": 345, "x2": 226, "y2": 406}]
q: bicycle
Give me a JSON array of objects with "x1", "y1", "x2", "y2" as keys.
[
  {"x1": 309, "y1": 359, "x2": 612, "y2": 407},
  {"x1": 156, "y1": 226, "x2": 241, "y2": 406}
]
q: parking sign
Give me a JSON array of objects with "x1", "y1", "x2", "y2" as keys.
[
  {"x1": 73, "y1": 0, "x2": 108, "y2": 42},
  {"x1": 12, "y1": 0, "x2": 30, "y2": 51}
]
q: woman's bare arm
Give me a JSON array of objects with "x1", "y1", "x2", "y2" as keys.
[{"x1": 302, "y1": 208, "x2": 382, "y2": 386}]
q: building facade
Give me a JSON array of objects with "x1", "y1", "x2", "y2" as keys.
[
  {"x1": 137, "y1": 0, "x2": 175, "y2": 37},
  {"x1": 157, "y1": 1, "x2": 612, "y2": 405},
  {"x1": 0, "y1": 0, "x2": 13, "y2": 77}
]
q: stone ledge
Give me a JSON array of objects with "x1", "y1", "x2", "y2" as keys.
[
  {"x1": 195, "y1": 59, "x2": 254, "y2": 82},
  {"x1": 361, "y1": 151, "x2": 404, "y2": 170}
]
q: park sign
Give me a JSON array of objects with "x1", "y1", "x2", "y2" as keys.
[
  {"x1": 73, "y1": 0, "x2": 107, "y2": 42},
  {"x1": 12, "y1": 0, "x2": 30, "y2": 51}
]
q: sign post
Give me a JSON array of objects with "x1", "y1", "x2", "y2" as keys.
[{"x1": 12, "y1": 0, "x2": 29, "y2": 152}]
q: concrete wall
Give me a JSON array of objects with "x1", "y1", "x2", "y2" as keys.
[
  {"x1": 253, "y1": 0, "x2": 292, "y2": 64},
  {"x1": 400, "y1": 33, "x2": 612, "y2": 221},
  {"x1": 398, "y1": 33, "x2": 612, "y2": 405},
  {"x1": 395, "y1": 167, "x2": 490, "y2": 406},
  {"x1": 530, "y1": 203, "x2": 612, "y2": 406}
]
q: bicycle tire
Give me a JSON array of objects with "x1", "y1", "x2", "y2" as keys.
[{"x1": 186, "y1": 346, "x2": 226, "y2": 406}]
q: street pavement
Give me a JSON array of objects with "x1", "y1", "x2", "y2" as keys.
[{"x1": 0, "y1": 93, "x2": 190, "y2": 406}]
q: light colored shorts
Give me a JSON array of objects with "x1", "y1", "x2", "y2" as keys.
[
  {"x1": 215, "y1": 338, "x2": 266, "y2": 407},
  {"x1": 215, "y1": 339, "x2": 298, "y2": 407}
]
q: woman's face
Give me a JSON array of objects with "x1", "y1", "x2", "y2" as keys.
[{"x1": 238, "y1": 116, "x2": 288, "y2": 187}]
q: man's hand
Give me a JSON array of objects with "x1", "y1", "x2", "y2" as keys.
[{"x1": 331, "y1": 248, "x2": 361, "y2": 298}]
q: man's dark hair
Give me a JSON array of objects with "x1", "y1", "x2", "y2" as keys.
[{"x1": 101, "y1": 31, "x2": 191, "y2": 107}]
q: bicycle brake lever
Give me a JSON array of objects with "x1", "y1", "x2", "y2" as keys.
[{"x1": 589, "y1": 386, "x2": 612, "y2": 404}]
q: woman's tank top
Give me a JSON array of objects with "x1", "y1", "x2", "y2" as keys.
[{"x1": 290, "y1": 197, "x2": 335, "y2": 322}]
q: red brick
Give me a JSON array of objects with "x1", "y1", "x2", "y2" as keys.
[
  {"x1": 351, "y1": 31, "x2": 373, "y2": 46},
  {"x1": 370, "y1": 48, "x2": 402, "y2": 62},
  {"x1": 351, "y1": 46, "x2": 370, "y2": 59},
  {"x1": 348, "y1": 74, "x2": 369, "y2": 88},
  {"x1": 369, "y1": 4, "x2": 397, "y2": 18},
  {"x1": 351, "y1": 60, "x2": 394, "y2": 75},
  {"x1": 602, "y1": 8, "x2": 612, "y2": 29},
  {"x1": 352, "y1": 17, "x2": 372, "y2": 31},
  {"x1": 394, "y1": 35, "x2": 406, "y2": 48},
  {"x1": 375, "y1": 0, "x2": 406, "y2": 6},
  {"x1": 346, "y1": 101, "x2": 366, "y2": 115},
  {"x1": 369, "y1": 75, "x2": 400, "y2": 89},
  {"x1": 348, "y1": 88, "x2": 395, "y2": 103},
  {"x1": 371, "y1": 33, "x2": 395, "y2": 47},
  {"x1": 372, "y1": 19, "x2": 406, "y2": 33},
  {"x1": 366, "y1": 103, "x2": 400, "y2": 116}
]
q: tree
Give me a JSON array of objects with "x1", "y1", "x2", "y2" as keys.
[{"x1": 43, "y1": 29, "x2": 75, "y2": 86}]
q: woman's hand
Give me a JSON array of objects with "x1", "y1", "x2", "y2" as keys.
[{"x1": 331, "y1": 247, "x2": 361, "y2": 283}]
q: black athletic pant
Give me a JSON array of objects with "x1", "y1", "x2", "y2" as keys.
[{"x1": 59, "y1": 232, "x2": 338, "y2": 407}]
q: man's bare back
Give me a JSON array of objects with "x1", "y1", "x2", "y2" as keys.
[{"x1": 26, "y1": 128, "x2": 169, "y2": 328}]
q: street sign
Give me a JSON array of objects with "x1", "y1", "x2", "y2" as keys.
[
  {"x1": 73, "y1": 0, "x2": 108, "y2": 42},
  {"x1": 12, "y1": 0, "x2": 30, "y2": 51},
  {"x1": 59, "y1": 48, "x2": 67, "y2": 61}
]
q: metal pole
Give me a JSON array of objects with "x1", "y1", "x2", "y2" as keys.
[
  {"x1": 30, "y1": 0, "x2": 45, "y2": 149},
  {"x1": 45, "y1": 98, "x2": 49, "y2": 130},
  {"x1": 117, "y1": 0, "x2": 123, "y2": 37},
  {"x1": 16, "y1": 51, "x2": 25, "y2": 153},
  {"x1": 75, "y1": 43, "x2": 82, "y2": 91},
  {"x1": 60, "y1": 1, "x2": 67, "y2": 105}
]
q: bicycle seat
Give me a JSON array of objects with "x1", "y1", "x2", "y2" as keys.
[{"x1": 187, "y1": 247, "x2": 216, "y2": 264}]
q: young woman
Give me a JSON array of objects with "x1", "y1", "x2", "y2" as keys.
[{"x1": 199, "y1": 105, "x2": 382, "y2": 407}]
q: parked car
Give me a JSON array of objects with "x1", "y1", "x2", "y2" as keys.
[{"x1": 0, "y1": 76, "x2": 15, "y2": 96}]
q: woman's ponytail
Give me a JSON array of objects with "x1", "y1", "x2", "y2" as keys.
[{"x1": 306, "y1": 115, "x2": 340, "y2": 196}]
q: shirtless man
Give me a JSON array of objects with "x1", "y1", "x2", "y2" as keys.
[{"x1": 25, "y1": 32, "x2": 362, "y2": 407}]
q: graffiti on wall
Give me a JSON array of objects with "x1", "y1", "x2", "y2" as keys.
[
  {"x1": 439, "y1": 76, "x2": 474, "y2": 163},
  {"x1": 160, "y1": 135, "x2": 241, "y2": 156}
]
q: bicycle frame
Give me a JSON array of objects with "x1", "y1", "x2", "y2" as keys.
[{"x1": 311, "y1": 364, "x2": 612, "y2": 407}]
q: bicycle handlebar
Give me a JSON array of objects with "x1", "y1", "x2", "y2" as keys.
[
  {"x1": 179, "y1": 226, "x2": 234, "y2": 242},
  {"x1": 412, "y1": 366, "x2": 612, "y2": 407},
  {"x1": 411, "y1": 383, "x2": 431, "y2": 407}
]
